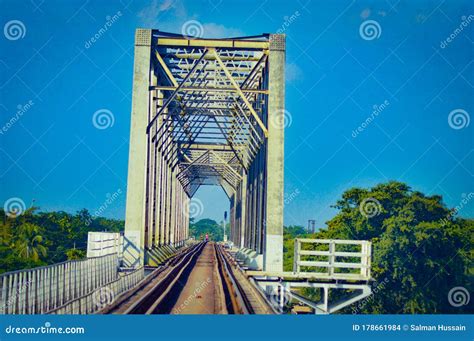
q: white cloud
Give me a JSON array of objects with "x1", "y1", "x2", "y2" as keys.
[
  {"x1": 286, "y1": 62, "x2": 303, "y2": 83},
  {"x1": 137, "y1": 0, "x2": 245, "y2": 38},
  {"x1": 138, "y1": 0, "x2": 185, "y2": 28},
  {"x1": 201, "y1": 23, "x2": 243, "y2": 38}
]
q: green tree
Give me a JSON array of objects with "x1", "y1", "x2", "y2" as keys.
[
  {"x1": 310, "y1": 181, "x2": 473, "y2": 314},
  {"x1": 189, "y1": 218, "x2": 224, "y2": 241},
  {"x1": 65, "y1": 248, "x2": 86, "y2": 260},
  {"x1": 14, "y1": 222, "x2": 48, "y2": 261}
]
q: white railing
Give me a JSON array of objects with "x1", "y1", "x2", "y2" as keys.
[
  {"x1": 87, "y1": 232, "x2": 123, "y2": 259},
  {"x1": 49, "y1": 266, "x2": 144, "y2": 314},
  {"x1": 293, "y1": 239, "x2": 371, "y2": 281},
  {"x1": 0, "y1": 254, "x2": 118, "y2": 314}
]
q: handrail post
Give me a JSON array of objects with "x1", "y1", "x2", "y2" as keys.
[
  {"x1": 366, "y1": 242, "x2": 372, "y2": 279},
  {"x1": 328, "y1": 240, "x2": 335, "y2": 277},
  {"x1": 293, "y1": 239, "x2": 300, "y2": 273}
]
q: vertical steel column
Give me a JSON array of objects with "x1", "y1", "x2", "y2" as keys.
[
  {"x1": 169, "y1": 170, "x2": 177, "y2": 246},
  {"x1": 239, "y1": 175, "x2": 247, "y2": 248},
  {"x1": 148, "y1": 71, "x2": 158, "y2": 250}
]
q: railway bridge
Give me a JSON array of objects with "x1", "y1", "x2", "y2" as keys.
[
  {"x1": 0, "y1": 30, "x2": 372, "y2": 315},
  {"x1": 124, "y1": 29, "x2": 285, "y2": 272}
]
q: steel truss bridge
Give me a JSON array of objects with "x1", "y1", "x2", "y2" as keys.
[
  {"x1": 124, "y1": 29, "x2": 285, "y2": 272},
  {"x1": 0, "y1": 30, "x2": 372, "y2": 315}
]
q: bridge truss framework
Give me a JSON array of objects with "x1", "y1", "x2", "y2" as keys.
[{"x1": 124, "y1": 29, "x2": 285, "y2": 271}]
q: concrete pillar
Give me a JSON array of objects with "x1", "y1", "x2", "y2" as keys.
[
  {"x1": 124, "y1": 29, "x2": 152, "y2": 267},
  {"x1": 263, "y1": 34, "x2": 285, "y2": 272}
]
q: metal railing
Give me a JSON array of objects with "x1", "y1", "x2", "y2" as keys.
[
  {"x1": 49, "y1": 267, "x2": 144, "y2": 314},
  {"x1": 0, "y1": 254, "x2": 118, "y2": 314},
  {"x1": 293, "y1": 239, "x2": 371, "y2": 281}
]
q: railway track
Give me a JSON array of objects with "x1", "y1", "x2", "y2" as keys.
[{"x1": 103, "y1": 241, "x2": 273, "y2": 314}]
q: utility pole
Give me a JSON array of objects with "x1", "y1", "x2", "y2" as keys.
[
  {"x1": 223, "y1": 211, "x2": 228, "y2": 242},
  {"x1": 307, "y1": 220, "x2": 316, "y2": 234}
]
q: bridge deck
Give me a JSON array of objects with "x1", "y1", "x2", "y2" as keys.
[
  {"x1": 103, "y1": 242, "x2": 274, "y2": 314},
  {"x1": 170, "y1": 243, "x2": 225, "y2": 314}
]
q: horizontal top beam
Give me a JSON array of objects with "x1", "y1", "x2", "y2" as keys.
[{"x1": 157, "y1": 38, "x2": 269, "y2": 49}]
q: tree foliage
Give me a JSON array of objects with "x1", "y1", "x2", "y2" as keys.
[
  {"x1": 284, "y1": 181, "x2": 473, "y2": 314},
  {"x1": 0, "y1": 207, "x2": 123, "y2": 274},
  {"x1": 189, "y1": 218, "x2": 225, "y2": 241}
]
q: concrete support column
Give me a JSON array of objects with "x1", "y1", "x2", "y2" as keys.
[
  {"x1": 124, "y1": 29, "x2": 152, "y2": 267},
  {"x1": 263, "y1": 34, "x2": 285, "y2": 272}
]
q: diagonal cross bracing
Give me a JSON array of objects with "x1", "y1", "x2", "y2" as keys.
[{"x1": 148, "y1": 33, "x2": 270, "y2": 197}]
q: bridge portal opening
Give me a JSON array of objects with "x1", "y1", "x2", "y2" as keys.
[
  {"x1": 189, "y1": 185, "x2": 230, "y2": 242},
  {"x1": 124, "y1": 30, "x2": 285, "y2": 271}
]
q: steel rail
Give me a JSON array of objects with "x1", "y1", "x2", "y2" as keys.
[{"x1": 123, "y1": 242, "x2": 205, "y2": 314}]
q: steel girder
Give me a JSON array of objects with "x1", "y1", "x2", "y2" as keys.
[{"x1": 148, "y1": 32, "x2": 270, "y2": 197}]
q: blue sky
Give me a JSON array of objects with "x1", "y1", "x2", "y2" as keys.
[{"x1": 0, "y1": 0, "x2": 472, "y2": 227}]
